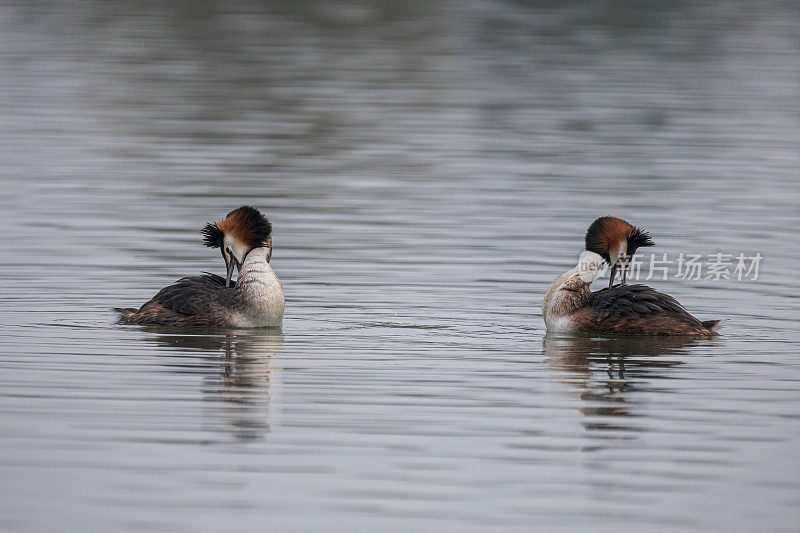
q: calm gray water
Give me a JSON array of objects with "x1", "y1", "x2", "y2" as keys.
[{"x1": 1, "y1": 1, "x2": 798, "y2": 531}]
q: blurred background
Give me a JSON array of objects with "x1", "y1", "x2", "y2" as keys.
[{"x1": 1, "y1": 1, "x2": 798, "y2": 532}]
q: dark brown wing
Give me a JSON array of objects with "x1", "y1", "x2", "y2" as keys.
[
  {"x1": 118, "y1": 275, "x2": 236, "y2": 326},
  {"x1": 584, "y1": 284, "x2": 714, "y2": 335},
  {"x1": 590, "y1": 284, "x2": 691, "y2": 320},
  {"x1": 146, "y1": 275, "x2": 235, "y2": 316}
]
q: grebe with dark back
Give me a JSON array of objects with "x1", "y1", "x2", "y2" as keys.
[
  {"x1": 543, "y1": 217, "x2": 721, "y2": 336},
  {"x1": 116, "y1": 206, "x2": 284, "y2": 328}
]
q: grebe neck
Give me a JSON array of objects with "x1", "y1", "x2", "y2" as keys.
[{"x1": 234, "y1": 246, "x2": 284, "y2": 327}]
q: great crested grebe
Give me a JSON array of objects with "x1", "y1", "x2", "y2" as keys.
[
  {"x1": 116, "y1": 206, "x2": 284, "y2": 328},
  {"x1": 543, "y1": 218, "x2": 721, "y2": 336}
]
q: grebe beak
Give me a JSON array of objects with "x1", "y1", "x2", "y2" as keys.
[
  {"x1": 619, "y1": 254, "x2": 630, "y2": 285},
  {"x1": 225, "y1": 256, "x2": 241, "y2": 287},
  {"x1": 608, "y1": 264, "x2": 618, "y2": 288}
]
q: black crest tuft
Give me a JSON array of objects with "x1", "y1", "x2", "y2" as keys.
[
  {"x1": 627, "y1": 226, "x2": 654, "y2": 253},
  {"x1": 201, "y1": 222, "x2": 223, "y2": 248}
]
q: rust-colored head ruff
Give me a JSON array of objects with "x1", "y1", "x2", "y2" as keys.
[
  {"x1": 202, "y1": 206, "x2": 273, "y2": 287},
  {"x1": 202, "y1": 206, "x2": 272, "y2": 251},
  {"x1": 584, "y1": 216, "x2": 654, "y2": 264}
]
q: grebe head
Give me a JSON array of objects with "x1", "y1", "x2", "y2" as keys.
[
  {"x1": 202, "y1": 206, "x2": 273, "y2": 287},
  {"x1": 584, "y1": 216, "x2": 654, "y2": 287}
]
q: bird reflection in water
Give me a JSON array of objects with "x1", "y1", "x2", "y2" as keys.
[
  {"x1": 144, "y1": 328, "x2": 283, "y2": 442},
  {"x1": 543, "y1": 334, "x2": 709, "y2": 444}
]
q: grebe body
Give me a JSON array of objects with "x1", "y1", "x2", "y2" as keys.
[
  {"x1": 117, "y1": 206, "x2": 284, "y2": 328},
  {"x1": 543, "y1": 218, "x2": 721, "y2": 336}
]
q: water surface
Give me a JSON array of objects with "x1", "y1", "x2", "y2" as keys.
[{"x1": 1, "y1": 1, "x2": 798, "y2": 531}]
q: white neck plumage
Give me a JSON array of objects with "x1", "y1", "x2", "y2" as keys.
[{"x1": 234, "y1": 246, "x2": 285, "y2": 327}]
